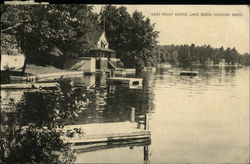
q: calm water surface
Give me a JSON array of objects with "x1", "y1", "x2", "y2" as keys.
[
  {"x1": 76, "y1": 66, "x2": 249, "y2": 163},
  {"x1": 1, "y1": 66, "x2": 249, "y2": 163}
]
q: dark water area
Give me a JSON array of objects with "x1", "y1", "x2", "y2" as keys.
[{"x1": 1, "y1": 66, "x2": 249, "y2": 163}]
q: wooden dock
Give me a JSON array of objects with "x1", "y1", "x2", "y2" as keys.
[
  {"x1": 10, "y1": 75, "x2": 36, "y2": 82},
  {"x1": 0, "y1": 82, "x2": 59, "y2": 89},
  {"x1": 8, "y1": 71, "x2": 84, "y2": 83},
  {"x1": 36, "y1": 71, "x2": 84, "y2": 82},
  {"x1": 110, "y1": 69, "x2": 136, "y2": 76},
  {"x1": 61, "y1": 121, "x2": 150, "y2": 144},
  {"x1": 107, "y1": 77, "x2": 143, "y2": 86}
]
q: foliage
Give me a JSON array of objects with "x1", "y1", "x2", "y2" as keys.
[
  {"x1": 14, "y1": 79, "x2": 88, "y2": 127},
  {"x1": 1, "y1": 4, "x2": 158, "y2": 70},
  {"x1": 0, "y1": 79, "x2": 88, "y2": 163},
  {"x1": 1, "y1": 5, "x2": 100, "y2": 69},
  {"x1": 100, "y1": 5, "x2": 159, "y2": 68},
  {"x1": 3, "y1": 126, "x2": 75, "y2": 163},
  {"x1": 153, "y1": 44, "x2": 245, "y2": 66},
  {"x1": 239, "y1": 53, "x2": 250, "y2": 65},
  {"x1": 1, "y1": 34, "x2": 23, "y2": 56}
]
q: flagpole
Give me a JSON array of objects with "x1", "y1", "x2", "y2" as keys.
[{"x1": 103, "y1": 5, "x2": 105, "y2": 33}]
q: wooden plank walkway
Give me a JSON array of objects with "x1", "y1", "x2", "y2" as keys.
[
  {"x1": 62, "y1": 121, "x2": 150, "y2": 144},
  {"x1": 111, "y1": 69, "x2": 136, "y2": 76},
  {"x1": 0, "y1": 82, "x2": 59, "y2": 89},
  {"x1": 8, "y1": 71, "x2": 84, "y2": 83},
  {"x1": 36, "y1": 71, "x2": 83, "y2": 81},
  {"x1": 107, "y1": 77, "x2": 143, "y2": 86},
  {"x1": 10, "y1": 75, "x2": 36, "y2": 82}
]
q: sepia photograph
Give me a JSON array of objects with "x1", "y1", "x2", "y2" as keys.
[{"x1": 0, "y1": 3, "x2": 249, "y2": 163}]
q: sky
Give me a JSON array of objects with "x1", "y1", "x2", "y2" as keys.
[{"x1": 93, "y1": 5, "x2": 249, "y2": 54}]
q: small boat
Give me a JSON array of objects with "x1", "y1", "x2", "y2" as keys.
[{"x1": 180, "y1": 71, "x2": 198, "y2": 76}]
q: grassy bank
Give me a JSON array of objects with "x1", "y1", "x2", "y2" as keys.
[{"x1": 16, "y1": 64, "x2": 71, "y2": 75}]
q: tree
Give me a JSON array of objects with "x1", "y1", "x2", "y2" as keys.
[
  {"x1": 1, "y1": 33, "x2": 23, "y2": 56},
  {"x1": 224, "y1": 47, "x2": 239, "y2": 65},
  {"x1": 100, "y1": 5, "x2": 158, "y2": 68},
  {"x1": 190, "y1": 43, "x2": 199, "y2": 63},
  {"x1": 240, "y1": 53, "x2": 250, "y2": 65},
  {"x1": 152, "y1": 44, "x2": 245, "y2": 66},
  {"x1": 130, "y1": 11, "x2": 158, "y2": 67},
  {"x1": 1, "y1": 5, "x2": 99, "y2": 72},
  {"x1": 210, "y1": 48, "x2": 221, "y2": 64},
  {"x1": 0, "y1": 79, "x2": 91, "y2": 163},
  {"x1": 177, "y1": 45, "x2": 191, "y2": 66},
  {"x1": 100, "y1": 5, "x2": 134, "y2": 66}
]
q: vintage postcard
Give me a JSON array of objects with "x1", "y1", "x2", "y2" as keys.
[{"x1": 0, "y1": 3, "x2": 249, "y2": 164}]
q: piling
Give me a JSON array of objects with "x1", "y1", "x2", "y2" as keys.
[
  {"x1": 130, "y1": 108, "x2": 135, "y2": 123},
  {"x1": 137, "y1": 114, "x2": 149, "y2": 130},
  {"x1": 144, "y1": 145, "x2": 149, "y2": 162},
  {"x1": 144, "y1": 114, "x2": 149, "y2": 130}
]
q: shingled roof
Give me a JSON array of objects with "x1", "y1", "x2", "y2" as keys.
[{"x1": 91, "y1": 31, "x2": 104, "y2": 45}]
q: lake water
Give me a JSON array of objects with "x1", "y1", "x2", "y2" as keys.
[
  {"x1": 76, "y1": 66, "x2": 250, "y2": 163},
  {"x1": 1, "y1": 66, "x2": 249, "y2": 163}
]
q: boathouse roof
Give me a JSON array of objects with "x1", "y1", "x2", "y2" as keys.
[
  {"x1": 91, "y1": 31, "x2": 105, "y2": 45},
  {"x1": 91, "y1": 31, "x2": 110, "y2": 49}
]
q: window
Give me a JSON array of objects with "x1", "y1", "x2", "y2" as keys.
[{"x1": 101, "y1": 41, "x2": 105, "y2": 48}]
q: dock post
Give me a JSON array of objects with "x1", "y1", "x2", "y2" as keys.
[
  {"x1": 144, "y1": 114, "x2": 149, "y2": 130},
  {"x1": 130, "y1": 108, "x2": 135, "y2": 123},
  {"x1": 111, "y1": 70, "x2": 114, "y2": 77},
  {"x1": 144, "y1": 145, "x2": 149, "y2": 163}
]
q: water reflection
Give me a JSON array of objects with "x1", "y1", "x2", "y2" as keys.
[
  {"x1": 75, "y1": 66, "x2": 249, "y2": 163},
  {"x1": 75, "y1": 138, "x2": 151, "y2": 162},
  {"x1": 1, "y1": 66, "x2": 249, "y2": 163},
  {"x1": 1, "y1": 74, "x2": 154, "y2": 163},
  {"x1": 149, "y1": 66, "x2": 249, "y2": 163},
  {"x1": 76, "y1": 145, "x2": 151, "y2": 163},
  {"x1": 70, "y1": 74, "x2": 154, "y2": 124}
]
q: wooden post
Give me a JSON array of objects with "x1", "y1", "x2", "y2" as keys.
[
  {"x1": 110, "y1": 70, "x2": 114, "y2": 77},
  {"x1": 144, "y1": 114, "x2": 149, "y2": 130},
  {"x1": 130, "y1": 108, "x2": 135, "y2": 123},
  {"x1": 144, "y1": 145, "x2": 149, "y2": 162}
]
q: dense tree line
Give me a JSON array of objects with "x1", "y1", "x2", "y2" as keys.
[
  {"x1": 1, "y1": 4, "x2": 158, "y2": 71},
  {"x1": 239, "y1": 53, "x2": 250, "y2": 66},
  {"x1": 154, "y1": 44, "x2": 250, "y2": 66}
]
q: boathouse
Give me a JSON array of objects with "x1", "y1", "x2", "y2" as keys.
[
  {"x1": 87, "y1": 31, "x2": 120, "y2": 72},
  {"x1": 66, "y1": 31, "x2": 120, "y2": 73}
]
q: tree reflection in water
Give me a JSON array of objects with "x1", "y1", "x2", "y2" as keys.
[
  {"x1": 0, "y1": 79, "x2": 87, "y2": 163},
  {"x1": 0, "y1": 76, "x2": 154, "y2": 162}
]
